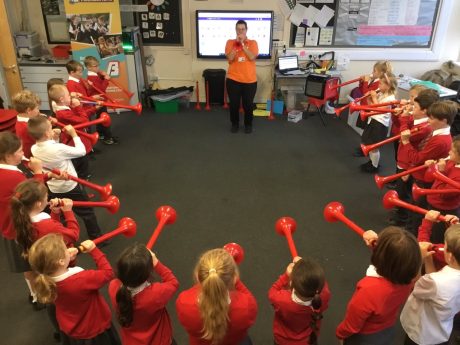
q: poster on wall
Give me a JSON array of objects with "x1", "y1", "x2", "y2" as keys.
[{"x1": 63, "y1": 0, "x2": 130, "y2": 104}]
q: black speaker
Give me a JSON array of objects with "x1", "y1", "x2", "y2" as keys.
[
  {"x1": 305, "y1": 74, "x2": 330, "y2": 99},
  {"x1": 203, "y1": 69, "x2": 226, "y2": 105}
]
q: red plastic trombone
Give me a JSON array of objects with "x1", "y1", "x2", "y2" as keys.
[
  {"x1": 101, "y1": 74, "x2": 134, "y2": 98},
  {"x1": 72, "y1": 113, "x2": 111, "y2": 130},
  {"x1": 50, "y1": 168, "x2": 113, "y2": 200},
  {"x1": 146, "y1": 206, "x2": 177, "y2": 249},
  {"x1": 425, "y1": 165, "x2": 460, "y2": 190},
  {"x1": 412, "y1": 183, "x2": 460, "y2": 201},
  {"x1": 81, "y1": 78, "x2": 116, "y2": 103},
  {"x1": 79, "y1": 217, "x2": 137, "y2": 250},
  {"x1": 223, "y1": 242, "x2": 245, "y2": 265},
  {"x1": 53, "y1": 120, "x2": 99, "y2": 145},
  {"x1": 334, "y1": 90, "x2": 380, "y2": 117},
  {"x1": 330, "y1": 77, "x2": 361, "y2": 90},
  {"x1": 60, "y1": 195, "x2": 120, "y2": 214},
  {"x1": 80, "y1": 100, "x2": 142, "y2": 116},
  {"x1": 382, "y1": 191, "x2": 448, "y2": 222},
  {"x1": 323, "y1": 202, "x2": 366, "y2": 236},
  {"x1": 275, "y1": 217, "x2": 298, "y2": 258},
  {"x1": 374, "y1": 164, "x2": 431, "y2": 189}
]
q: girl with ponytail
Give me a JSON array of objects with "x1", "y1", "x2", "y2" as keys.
[
  {"x1": 108, "y1": 243, "x2": 179, "y2": 345},
  {"x1": 176, "y1": 248, "x2": 257, "y2": 345},
  {"x1": 29, "y1": 233, "x2": 120, "y2": 345},
  {"x1": 269, "y1": 256, "x2": 331, "y2": 345}
]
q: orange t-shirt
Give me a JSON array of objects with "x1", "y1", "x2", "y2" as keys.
[{"x1": 225, "y1": 39, "x2": 258, "y2": 84}]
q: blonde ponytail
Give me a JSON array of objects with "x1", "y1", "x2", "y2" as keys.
[
  {"x1": 34, "y1": 273, "x2": 57, "y2": 304},
  {"x1": 195, "y1": 249, "x2": 238, "y2": 344}
]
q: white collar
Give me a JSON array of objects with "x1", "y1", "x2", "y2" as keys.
[
  {"x1": 413, "y1": 117, "x2": 428, "y2": 125},
  {"x1": 68, "y1": 76, "x2": 80, "y2": 83},
  {"x1": 127, "y1": 281, "x2": 151, "y2": 296},
  {"x1": 366, "y1": 264, "x2": 382, "y2": 278},
  {"x1": 31, "y1": 212, "x2": 51, "y2": 223},
  {"x1": 0, "y1": 163, "x2": 22, "y2": 172},
  {"x1": 16, "y1": 116, "x2": 30, "y2": 122},
  {"x1": 87, "y1": 71, "x2": 98, "y2": 76},
  {"x1": 55, "y1": 105, "x2": 71, "y2": 111},
  {"x1": 291, "y1": 290, "x2": 312, "y2": 307},
  {"x1": 51, "y1": 266, "x2": 84, "y2": 282},
  {"x1": 432, "y1": 127, "x2": 451, "y2": 136}
]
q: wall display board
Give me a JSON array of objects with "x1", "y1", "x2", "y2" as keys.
[
  {"x1": 134, "y1": 0, "x2": 182, "y2": 45},
  {"x1": 288, "y1": 0, "x2": 441, "y2": 48}
]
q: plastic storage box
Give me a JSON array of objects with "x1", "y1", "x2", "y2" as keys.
[
  {"x1": 14, "y1": 31, "x2": 39, "y2": 47},
  {"x1": 287, "y1": 110, "x2": 303, "y2": 123},
  {"x1": 153, "y1": 100, "x2": 179, "y2": 113},
  {"x1": 52, "y1": 45, "x2": 71, "y2": 59}
]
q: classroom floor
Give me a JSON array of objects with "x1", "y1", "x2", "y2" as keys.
[{"x1": 1, "y1": 105, "x2": 409, "y2": 344}]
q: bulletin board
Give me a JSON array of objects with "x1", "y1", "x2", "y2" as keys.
[
  {"x1": 288, "y1": 0, "x2": 441, "y2": 48},
  {"x1": 133, "y1": 0, "x2": 182, "y2": 45}
]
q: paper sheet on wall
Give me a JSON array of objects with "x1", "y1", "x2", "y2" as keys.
[
  {"x1": 315, "y1": 5, "x2": 335, "y2": 28},
  {"x1": 316, "y1": 0, "x2": 334, "y2": 3},
  {"x1": 368, "y1": 0, "x2": 420, "y2": 26},
  {"x1": 305, "y1": 27, "x2": 319, "y2": 46},
  {"x1": 290, "y1": 4, "x2": 308, "y2": 26},
  {"x1": 319, "y1": 27, "x2": 334, "y2": 45},
  {"x1": 295, "y1": 27, "x2": 306, "y2": 47},
  {"x1": 273, "y1": 12, "x2": 284, "y2": 32},
  {"x1": 278, "y1": 0, "x2": 294, "y2": 17}
]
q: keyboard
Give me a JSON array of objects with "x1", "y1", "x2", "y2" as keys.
[{"x1": 284, "y1": 70, "x2": 306, "y2": 75}]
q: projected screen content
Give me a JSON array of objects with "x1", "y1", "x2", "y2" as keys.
[{"x1": 196, "y1": 11, "x2": 273, "y2": 59}]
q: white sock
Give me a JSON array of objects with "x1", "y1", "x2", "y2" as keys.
[
  {"x1": 369, "y1": 150, "x2": 380, "y2": 168},
  {"x1": 25, "y1": 277, "x2": 37, "y2": 302}
]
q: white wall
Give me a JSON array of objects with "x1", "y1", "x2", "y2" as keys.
[{"x1": 8, "y1": 0, "x2": 460, "y2": 102}]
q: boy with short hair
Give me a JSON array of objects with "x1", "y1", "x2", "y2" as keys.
[
  {"x1": 28, "y1": 116, "x2": 103, "y2": 240},
  {"x1": 401, "y1": 224, "x2": 460, "y2": 345},
  {"x1": 66, "y1": 60, "x2": 89, "y2": 97}
]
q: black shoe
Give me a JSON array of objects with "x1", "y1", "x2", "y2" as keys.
[
  {"x1": 360, "y1": 161, "x2": 379, "y2": 173},
  {"x1": 231, "y1": 125, "x2": 238, "y2": 133},
  {"x1": 353, "y1": 147, "x2": 364, "y2": 157},
  {"x1": 102, "y1": 137, "x2": 116, "y2": 145},
  {"x1": 385, "y1": 181, "x2": 397, "y2": 190},
  {"x1": 244, "y1": 126, "x2": 252, "y2": 134}
]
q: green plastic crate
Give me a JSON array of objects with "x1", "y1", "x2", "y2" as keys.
[{"x1": 154, "y1": 100, "x2": 179, "y2": 113}]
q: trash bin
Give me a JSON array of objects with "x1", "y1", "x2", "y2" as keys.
[{"x1": 202, "y1": 69, "x2": 226, "y2": 105}]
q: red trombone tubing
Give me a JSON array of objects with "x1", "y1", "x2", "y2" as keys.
[
  {"x1": 223, "y1": 242, "x2": 245, "y2": 265},
  {"x1": 80, "y1": 100, "x2": 142, "y2": 116},
  {"x1": 87, "y1": 217, "x2": 137, "y2": 248},
  {"x1": 59, "y1": 195, "x2": 120, "y2": 214},
  {"x1": 323, "y1": 202, "x2": 365, "y2": 236},
  {"x1": 426, "y1": 165, "x2": 460, "y2": 190},
  {"x1": 330, "y1": 77, "x2": 361, "y2": 90},
  {"x1": 80, "y1": 78, "x2": 116, "y2": 103},
  {"x1": 195, "y1": 81, "x2": 201, "y2": 110},
  {"x1": 223, "y1": 80, "x2": 229, "y2": 109},
  {"x1": 360, "y1": 125, "x2": 428, "y2": 156},
  {"x1": 99, "y1": 73, "x2": 134, "y2": 98},
  {"x1": 54, "y1": 120, "x2": 99, "y2": 145},
  {"x1": 383, "y1": 191, "x2": 448, "y2": 222},
  {"x1": 146, "y1": 206, "x2": 177, "y2": 249},
  {"x1": 412, "y1": 183, "x2": 460, "y2": 201},
  {"x1": 349, "y1": 103, "x2": 398, "y2": 114},
  {"x1": 72, "y1": 113, "x2": 111, "y2": 130},
  {"x1": 205, "y1": 81, "x2": 211, "y2": 111},
  {"x1": 374, "y1": 164, "x2": 431, "y2": 189},
  {"x1": 275, "y1": 217, "x2": 298, "y2": 259},
  {"x1": 334, "y1": 91, "x2": 378, "y2": 117},
  {"x1": 50, "y1": 168, "x2": 113, "y2": 200}
]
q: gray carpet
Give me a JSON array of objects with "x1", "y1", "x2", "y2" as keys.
[{"x1": 0, "y1": 106, "x2": 405, "y2": 344}]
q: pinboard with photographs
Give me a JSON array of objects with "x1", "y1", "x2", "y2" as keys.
[{"x1": 134, "y1": 0, "x2": 182, "y2": 45}]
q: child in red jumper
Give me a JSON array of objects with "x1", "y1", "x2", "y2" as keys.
[
  {"x1": 29, "y1": 233, "x2": 121, "y2": 345},
  {"x1": 176, "y1": 248, "x2": 257, "y2": 345},
  {"x1": 401, "y1": 100, "x2": 457, "y2": 235},
  {"x1": 336, "y1": 227, "x2": 422, "y2": 345},
  {"x1": 83, "y1": 56, "x2": 118, "y2": 145},
  {"x1": 109, "y1": 243, "x2": 179, "y2": 345},
  {"x1": 269, "y1": 256, "x2": 330, "y2": 345},
  {"x1": 389, "y1": 89, "x2": 439, "y2": 227}
]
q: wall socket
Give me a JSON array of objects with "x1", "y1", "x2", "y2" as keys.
[{"x1": 273, "y1": 41, "x2": 285, "y2": 48}]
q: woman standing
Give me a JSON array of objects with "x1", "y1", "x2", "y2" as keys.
[{"x1": 225, "y1": 20, "x2": 258, "y2": 134}]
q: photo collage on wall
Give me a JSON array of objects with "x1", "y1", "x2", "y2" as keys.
[
  {"x1": 67, "y1": 13, "x2": 123, "y2": 58},
  {"x1": 135, "y1": 0, "x2": 182, "y2": 45}
]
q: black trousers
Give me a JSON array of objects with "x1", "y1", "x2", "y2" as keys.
[
  {"x1": 226, "y1": 78, "x2": 257, "y2": 127},
  {"x1": 72, "y1": 156, "x2": 90, "y2": 180},
  {"x1": 406, "y1": 180, "x2": 432, "y2": 237},
  {"x1": 49, "y1": 184, "x2": 103, "y2": 239},
  {"x1": 96, "y1": 106, "x2": 113, "y2": 139}
]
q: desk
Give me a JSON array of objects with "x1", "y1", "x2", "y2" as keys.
[{"x1": 398, "y1": 76, "x2": 457, "y2": 100}]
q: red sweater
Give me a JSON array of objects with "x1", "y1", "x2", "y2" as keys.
[
  {"x1": 108, "y1": 261, "x2": 179, "y2": 345},
  {"x1": 55, "y1": 107, "x2": 93, "y2": 153},
  {"x1": 399, "y1": 130, "x2": 452, "y2": 182},
  {"x1": 397, "y1": 121, "x2": 432, "y2": 170},
  {"x1": 358, "y1": 79, "x2": 379, "y2": 106},
  {"x1": 34, "y1": 211, "x2": 79, "y2": 245},
  {"x1": 15, "y1": 118, "x2": 35, "y2": 158},
  {"x1": 268, "y1": 273, "x2": 331, "y2": 345},
  {"x1": 176, "y1": 280, "x2": 258, "y2": 345},
  {"x1": 67, "y1": 78, "x2": 90, "y2": 97},
  {"x1": 336, "y1": 272, "x2": 414, "y2": 340},
  {"x1": 426, "y1": 160, "x2": 460, "y2": 210},
  {"x1": 87, "y1": 73, "x2": 109, "y2": 96},
  {"x1": 417, "y1": 219, "x2": 447, "y2": 269},
  {"x1": 0, "y1": 168, "x2": 44, "y2": 240},
  {"x1": 54, "y1": 248, "x2": 113, "y2": 339}
]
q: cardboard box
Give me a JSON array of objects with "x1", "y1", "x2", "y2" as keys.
[
  {"x1": 14, "y1": 31, "x2": 39, "y2": 48},
  {"x1": 287, "y1": 110, "x2": 303, "y2": 123}
]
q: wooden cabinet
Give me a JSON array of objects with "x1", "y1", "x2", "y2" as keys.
[{"x1": 19, "y1": 63, "x2": 68, "y2": 111}]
